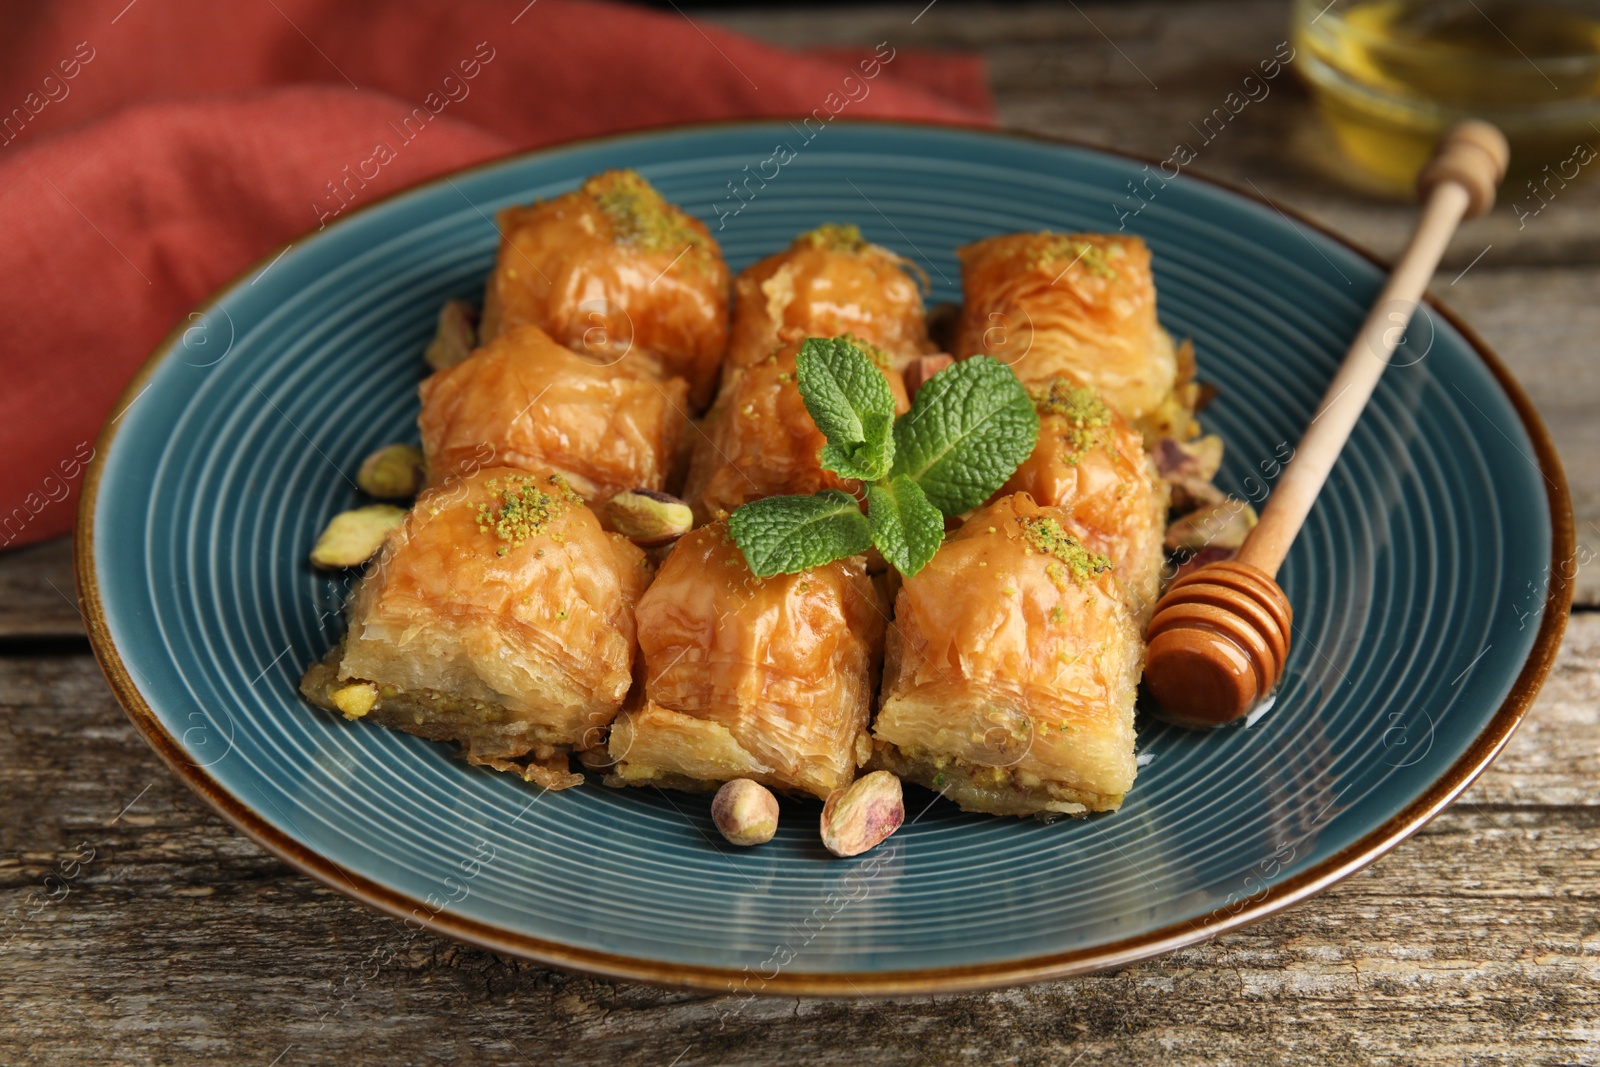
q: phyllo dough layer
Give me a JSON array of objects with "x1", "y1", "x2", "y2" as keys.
[
  {"x1": 998, "y1": 376, "x2": 1170, "y2": 623},
  {"x1": 873, "y1": 493, "x2": 1143, "y2": 816},
  {"x1": 479, "y1": 169, "x2": 730, "y2": 408},
  {"x1": 418, "y1": 324, "x2": 690, "y2": 511},
  {"x1": 952, "y1": 232, "x2": 1177, "y2": 427},
  {"x1": 300, "y1": 467, "x2": 651, "y2": 789},
  {"x1": 681, "y1": 338, "x2": 911, "y2": 522},
  {"x1": 607, "y1": 523, "x2": 886, "y2": 799},
  {"x1": 725, "y1": 223, "x2": 932, "y2": 373}
]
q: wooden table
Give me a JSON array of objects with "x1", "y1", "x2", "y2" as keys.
[{"x1": 4, "y1": 3, "x2": 1596, "y2": 1063}]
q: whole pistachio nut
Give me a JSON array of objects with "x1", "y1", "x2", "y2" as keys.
[
  {"x1": 424, "y1": 299, "x2": 479, "y2": 371},
  {"x1": 711, "y1": 778, "x2": 779, "y2": 846},
  {"x1": 820, "y1": 770, "x2": 904, "y2": 858},
  {"x1": 309, "y1": 505, "x2": 407, "y2": 569},
  {"x1": 356, "y1": 444, "x2": 425, "y2": 499},
  {"x1": 608, "y1": 488, "x2": 694, "y2": 547}
]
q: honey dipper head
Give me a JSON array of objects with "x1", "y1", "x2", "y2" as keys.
[
  {"x1": 1143, "y1": 560, "x2": 1293, "y2": 728},
  {"x1": 1417, "y1": 120, "x2": 1510, "y2": 219}
]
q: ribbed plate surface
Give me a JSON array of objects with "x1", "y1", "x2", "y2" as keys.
[{"x1": 81, "y1": 122, "x2": 1566, "y2": 992}]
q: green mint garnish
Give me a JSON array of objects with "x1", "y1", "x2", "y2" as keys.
[
  {"x1": 889, "y1": 355, "x2": 1039, "y2": 515},
  {"x1": 796, "y1": 336, "x2": 896, "y2": 483},
  {"x1": 727, "y1": 489, "x2": 872, "y2": 579},
  {"x1": 865, "y1": 476, "x2": 944, "y2": 576},
  {"x1": 729, "y1": 338, "x2": 1042, "y2": 580}
]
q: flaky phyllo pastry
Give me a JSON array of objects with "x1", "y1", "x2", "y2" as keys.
[
  {"x1": 606, "y1": 524, "x2": 886, "y2": 800},
  {"x1": 418, "y1": 323, "x2": 689, "y2": 514},
  {"x1": 872, "y1": 494, "x2": 1143, "y2": 815},
  {"x1": 725, "y1": 223, "x2": 934, "y2": 374},
  {"x1": 478, "y1": 169, "x2": 730, "y2": 409},
  {"x1": 952, "y1": 232, "x2": 1201, "y2": 443},
  {"x1": 301, "y1": 468, "x2": 651, "y2": 790}
]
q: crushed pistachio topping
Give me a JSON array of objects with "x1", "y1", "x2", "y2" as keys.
[
  {"x1": 1029, "y1": 232, "x2": 1118, "y2": 280},
  {"x1": 584, "y1": 170, "x2": 705, "y2": 256},
  {"x1": 1022, "y1": 517, "x2": 1112, "y2": 586},
  {"x1": 474, "y1": 474, "x2": 580, "y2": 556},
  {"x1": 796, "y1": 222, "x2": 868, "y2": 253},
  {"x1": 1050, "y1": 606, "x2": 1065, "y2": 624},
  {"x1": 1029, "y1": 378, "x2": 1114, "y2": 465},
  {"x1": 834, "y1": 332, "x2": 894, "y2": 372}
]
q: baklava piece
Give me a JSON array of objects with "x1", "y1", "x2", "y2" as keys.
[
  {"x1": 479, "y1": 169, "x2": 730, "y2": 408},
  {"x1": 606, "y1": 523, "x2": 886, "y2": 800},
  {"x1": 872, "y1": 493, "x2": 1143, "y2": 816},
  {"x1": 300, "y1": 467, "x2": 652, "y2": 789},
  {"x1": 418, "y1": 324, "x2": 690, "y2": 513},
  {"x1": 725, "y1": 223, "x2": 933, "y2": 374},
  {"x1": 952, "y1": 232, "x2": 1192, "y2": 438}
]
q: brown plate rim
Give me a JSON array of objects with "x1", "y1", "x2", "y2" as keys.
[{"x1": 74, "y1": 116, "x2": 1576, "y2": 997}]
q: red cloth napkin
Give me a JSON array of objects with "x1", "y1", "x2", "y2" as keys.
[{"x1": 0, "y1": 0, "x2": 992, "y2": 550}]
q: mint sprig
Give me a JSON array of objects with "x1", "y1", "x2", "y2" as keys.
[
  {"x1": 729, "y1": 338, "x2": 1039, "y2": 579},
  {"x1": 797, "y1": 336, "x2": 896, "y2": 482}
]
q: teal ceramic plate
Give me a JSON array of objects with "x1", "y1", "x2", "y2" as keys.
[{"x1": 78, "y1": 122, "x2": 1572, "y2": 994}]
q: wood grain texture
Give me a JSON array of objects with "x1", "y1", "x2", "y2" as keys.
[
  {"x1": 0, "y1": 617, "x2": 1594, "y2": 1066},
  {"x1": 0, "y1": 537, "x2": 82, "y2": 638}
]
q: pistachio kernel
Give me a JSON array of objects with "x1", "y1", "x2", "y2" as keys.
[
  {"x1": 711, "y1": 779, "x2": 779, "y2": 847},
  {"x1": 1164, "y1": 498, "x2": 1258, "y2": 553},
  {"x1": 356, "y1": 444, "x2": 425, "y2": 499},
  {"x1": 820, "y1": 770, "x2": 904, "y2": 858},
  {"x1": 607, "y1": 488, "x2": 694, "y2": 547},
  {"x1": 309, "y1": 505, "x2": 407, "y2": 570}
]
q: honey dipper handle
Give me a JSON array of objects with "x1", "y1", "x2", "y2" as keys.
[{"x1": 1235, "y1": 121, "x2": 1509, "y2": 577}]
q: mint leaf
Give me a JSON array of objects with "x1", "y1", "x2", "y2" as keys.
[
  {"x1": 728, "y1": 490, "x2": 872, "y2": 578},
  {"x1": 797, "y1": 336, "x2": 896, "y2": 482},
  {"x1": 818, "y1": 433, "x2": 893, "y2": 482},
  {"x1": 891, "y1": 356, "x2": 1039, "y2": 515},
  {"x1": 866, "y1": 476, "x2": 944, "y2": 577}
]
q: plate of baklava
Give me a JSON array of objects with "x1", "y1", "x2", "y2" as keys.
[{"x1": 79, "y1": 122, "x2": 1571, "y2": 993}]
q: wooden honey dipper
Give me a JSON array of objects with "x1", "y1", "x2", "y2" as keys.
[{"x1": 1143, "y1": 120, "x2": 1510, "y2": 728}]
